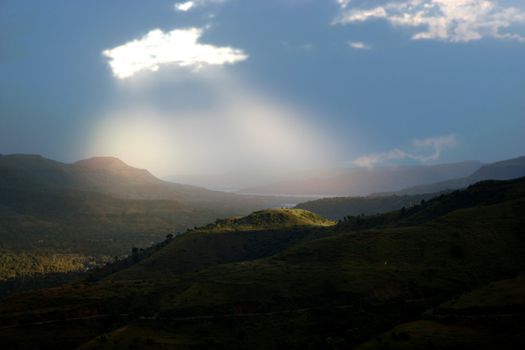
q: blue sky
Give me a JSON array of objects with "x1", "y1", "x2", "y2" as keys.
[{"x1": 1, "y1": 0, "x2": 524, "y2": 176}]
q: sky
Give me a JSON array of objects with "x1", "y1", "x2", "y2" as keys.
[{"x1": 1, "y1": 0, "x2": 524, "y2": 177}]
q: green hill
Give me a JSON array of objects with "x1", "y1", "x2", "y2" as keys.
[
  {"x1": 296, "y1": 192, "x2": 441, "y2": 220},
  {"x1": 332, "y1": 177, "x2": 525, "y2": 230},
  {"x1": 105, "y1": 209, "x2": 333, "y2": 281},
  {"x1": 0, "y1": 178, "x2": 523, "y2": 349},
  {"x1": 195, "y1": 208, "x2": 336, "y2": 232}
]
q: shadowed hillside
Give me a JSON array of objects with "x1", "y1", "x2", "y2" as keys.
[
  {"x1": 296, "y1": 192, "x2": 441, "y2": 220},
  {"x1": 355, "y1": 276, "x2": 525, "y2": 350},
  {"x1": 103, "y1": 209, "x2": 333, "y2": 281},
  {"x1": 0, "y1": 177, "x2": 523, "y2": 349}
]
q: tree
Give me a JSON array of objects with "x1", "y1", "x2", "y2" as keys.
[{"x1": 131, "y1": 247, "x2": 140, "y2": 262}]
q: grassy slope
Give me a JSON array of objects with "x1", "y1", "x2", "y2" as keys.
[
  {"x1": 0, "y1": 180, "x2": 523, "y2": 349},
  {"x1": 439, "y1": 276, "x2": 525, "y2": 311},
  {"x1": 0, "y1": 185, "x2": 228, "y2": 282},
  {"x1": 193, "y1": 208, "x2": 335, "y2": 232},
  {"x1": 355, "y1": 277, "x2": 525, "y2": 350},
  {"x1": 152, "y1": 198, "x2": 525, "y2": 315},
  {"x1": 106, "y1": 209, "x2": 334, "y2": 280},
  {"x1": 74, "y1": 197, "x2": 525, "y2": 349}
]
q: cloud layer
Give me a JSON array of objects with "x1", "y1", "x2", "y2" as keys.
[
  {"x1": 353, "y1": 134, "x2": 457, "y2": 168},
  {"x1": 334, "y1": 0, "x2": 525, "y2": 43},
  {"x1": 102, "y1": 27, "x2": 247, "y2": 79},
  {"x1": 174, "y1": 1, "x2": 195, "y2": 12},
  {"x1": 174, "y1": 0, "x2": 226, "y2": 12}
]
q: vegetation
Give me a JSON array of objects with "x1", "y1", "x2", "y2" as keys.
[
  {"x1": 194, "y1": 208, "x2": 336, "y2": 232},
  {"x1": 0, "y1": 251, "x2": 102, "y2": 280},
  {"x1": 0, "y1": 155, "x2": 299, "y2": 281},
  {"x1": 356, "y1": 277, "x2": 525, "y2": 349},
  {"x1": 0, "y1": 177, "x2": 523, "y2": 349},
  {"x1": 296, "y1": 192, "x2": 440, "y2": 220}
]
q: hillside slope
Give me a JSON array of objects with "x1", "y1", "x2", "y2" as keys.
[
  {"x1": 0, "y1": 155, "x2": 305, "y2": 281},
  {"x1": 296, "y1": 192, "x2": 440, "y2": 220},
  {"x1": 194, "y1": 208, "x2": 335, "y2": 232},
  {"x1": 106, "y1": 209, "x2": 334, "y2": 281},
  {"x1": 355, "y1": 276, "x2": 525, "y2": 350},
  {"x1": 0, "y1": 178, "x2": 523, "y2": 349}
]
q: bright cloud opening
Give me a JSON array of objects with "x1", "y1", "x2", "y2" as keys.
[
  {"x1": 88, "y1": 74, "x2": 336, "y2": 177},
  {"x1": 334, "y1": 0, "x2": 525, "y2": 43},
  {"x1": 102, "y1": 27, "x2": 248, "y2": 79},
  {"x1": 174, "y1": 1, "x2": 195, "y2": 12},
  {"x1": 173, "y1": 0, "x2": 226, "y2": 12}
]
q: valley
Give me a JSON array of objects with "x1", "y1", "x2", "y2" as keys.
[
  {"x1": 0, "y1": 155, "x2": 305, "y2": 286},
  {"x1": 0, "y1": 176, "x2": 523, "y2": 349}
]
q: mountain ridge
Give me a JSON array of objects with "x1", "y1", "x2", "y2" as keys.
[
  {"x1": 383, "y1": 155, "x2": 525, "y2": 196},
  {"x1": 238, "y1": 160, "x2": 484, "y2": 197}
]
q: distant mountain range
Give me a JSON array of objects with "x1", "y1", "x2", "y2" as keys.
[
  {"x1": 382, "y1": 156, "x2": 525, "y2": 196},
  {"x1": 0, "y1": 154, "x2": 302, "y2": 207},
  {"x1": 239, "y1": 161, "x2": 484, "y2": 196},
  {"x1": 0, "y1": 154, "x2": 239, "y2": 202},
  {"x1": 296, "y1": 155, "x2": 525, "y2": 219},
  {"x1": 240, "y1": 156, "x2": 525, "y2": 197}
]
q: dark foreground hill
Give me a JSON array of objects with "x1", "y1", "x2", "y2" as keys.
[
  {"x1": 0, "y1": 177, "x2": 523, "y2": 349},
  {"x1": 355, "y1": 276, "x2": 525, "y2": 350}
]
